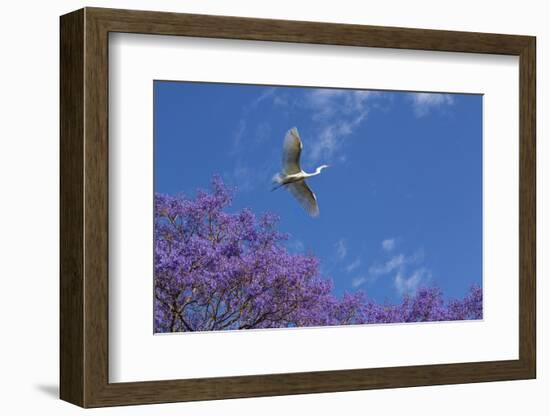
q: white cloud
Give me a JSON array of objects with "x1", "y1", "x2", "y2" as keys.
[
  {"x1": 254, "y1": 121, "x2": 271, "y2": 143},
  {"x1": 226, "y1": 153, "x2": 278, "y2": 193},
  {"x1": 345, "y1": 258, "x2": 361, "y2": 273},
  {"x1": 369, "y1": 254, "x2": 406, "y2": 276},
  {"x1": 394, "y1": 268, "x2": 431, "y2": 295},
  {"x1": 231, "y1": 89, "x2": 279, "y2": 153},
  {"x1": 409, "y1": 92, "x2": 454, "y2": 117},
  {"x1": 288, "y1": 239, "x2": 305, "y2": 252},
  {"x1": 231, "y1": 119, "x2": 247, "y2": 153},
  {"x1": 307, "y1": 89, "x2": 346, "y2": 119},
  {"x1": 248, "y1": 87, "x2": 276, "y2": 110},
  {"x1": 351, "y1": 276, "x2": 368, "y2": 288},
  {"x1": 228, "y1": 164, "x2": 253, "y2": 192},
  {"x1": 366, "y1": 247, "x2": 429, "y2": 296},
  {"x1": 309, "y1": 115, "x2": 367, "y2": 163},
  {"x1": 273, "y1": 95, "x2": 288, "y2": 107},
  {"x1": 304, "y1": 89, "x2": 381, "y2": 163},
  {"x1": 381, "y1": 238, "x2": 396, "y2": 252},
  {"x1": 335, "y1": 239, "x2": 347, "y2": 260}
]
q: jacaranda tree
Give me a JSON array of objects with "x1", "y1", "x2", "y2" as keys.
[{"x1": 154, "y1": 177, "x2": 482, "y2": 333}]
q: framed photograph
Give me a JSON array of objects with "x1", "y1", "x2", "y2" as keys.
[{"x1": 60, "y1": 7, "x2": 536, "y2": 407}]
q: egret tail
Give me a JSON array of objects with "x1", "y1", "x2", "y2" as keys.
[{"x1": 271, "y1": 173, "x2": 284, "y2": 191}]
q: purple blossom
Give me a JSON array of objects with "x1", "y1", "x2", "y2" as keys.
[{"x1": 154, "y1": 176, "x2": 482, "y2": 332}]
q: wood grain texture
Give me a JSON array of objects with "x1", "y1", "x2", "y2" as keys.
[
  {"x1": 88, "y1": 7, "x2": 532, "y2": 54},
  {"x1": 518, "y1": 38, "x2": 536, "y2": 375},
  {"x1": 59, "y1": 8, "x2": 84, "y2": 407},
  {"x1": 59, "y1": 7, "x2": 537, "y2": 408},
  {"x1": 83, "y1": 10, "x2": 110, "y2": 406}
]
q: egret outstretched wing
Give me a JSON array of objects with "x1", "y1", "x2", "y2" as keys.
[
  {"x1": 287, "y1": 180, "x2": 319, "y2": 217},
  {"x1": 282, "y1": 127, "x2": 302, "y2": 175}
]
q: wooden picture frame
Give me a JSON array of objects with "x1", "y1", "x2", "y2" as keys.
[{"x1": 60, "y1": 7, "x2": 536, "y2": 408}]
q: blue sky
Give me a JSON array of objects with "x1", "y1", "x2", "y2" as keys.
[{"x1": 154, "y1": 81, "x2": 482, "y2": 303}]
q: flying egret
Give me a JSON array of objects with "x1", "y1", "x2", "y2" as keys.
[{"x1": 272, "y1": 127, "x2": 329, "y2": 217}]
